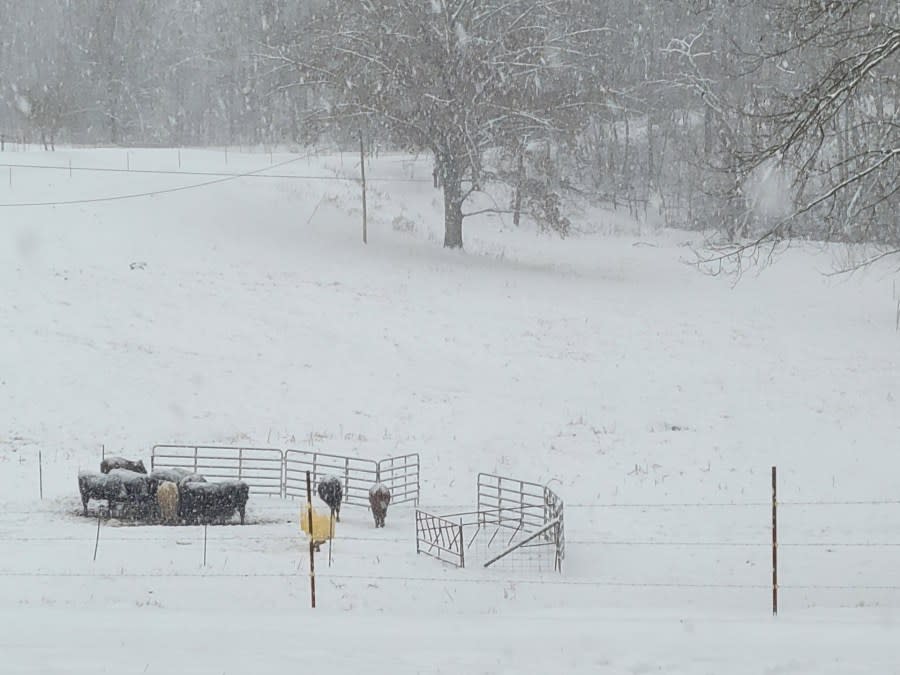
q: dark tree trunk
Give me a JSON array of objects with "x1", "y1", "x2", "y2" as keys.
[
  {"x1": 513, "y1": 141, "x2": 525, "y2": 227},
  {"x1": 443, "y1": 184, "x2": 464, "y2": 248},
  {"x1": 439, "y1": 154, "x2": 465, "y2": 249}
]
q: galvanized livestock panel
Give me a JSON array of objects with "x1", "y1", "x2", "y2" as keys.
[
  {"x1": 476, "y1": 473, "x2": 550, "y2": 531},
  {"x1": 415, "y1": 510, "x2": 465, "y2": 568},
  {"x1": 284, "y1": 449, "x2": 378, "y2": 506},
  {"x1": 376, "y1": 453, "x2": 420, "y2": 506},
  {"x1": 544, "y1": 484, "x2": 565, "y2": 566},
  {"x1": 476, "y1": 472, "x2": 565, "y2": 571},
  {"x1": 482, "y1": 516, "x2": 564, "y2": 570},
  {"x1": 150, "y1": 445, "x2": 284, "y2": 496}
]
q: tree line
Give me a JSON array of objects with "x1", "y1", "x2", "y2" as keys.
[{"x1": 1, "y1": 0, "x2": 896, "y2": 263}]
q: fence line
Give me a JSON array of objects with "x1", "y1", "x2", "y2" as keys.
[
  {"x1": 774, "y1": 500, "x2": 900, "y2": 507},
  {"x1": 9, "y1": 532, "x2": 900, "y2": 548},
  {"x1": 0, "y1": 154, "x2": 316, "y2": 208},
  {"x1": 492, "y1": 499, "x2": 900, "y2": 509},
  {"x1": 9, "y1": 462, "x2": 900, "y2": 607},
  {"x1": 9, "y1": 497, "x2": 900, "y2": 515},
  {"x1": 0, "y1": 569, "x2": 897, "y2": 592},
  {"x1": 0, "y1": 161, "x2": 433, "y2": 184},
  {"x1": 293, "y1": 499, "x2": 900, "y2": 509},
  {"x1": 0, "y1": 571, "x2": 771, "y2": 587}
]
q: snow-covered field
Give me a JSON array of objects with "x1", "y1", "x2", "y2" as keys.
[{"x1": 1, "y1": 147, "x2": 899, "y2": 673}]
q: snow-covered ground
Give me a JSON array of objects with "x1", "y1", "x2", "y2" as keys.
[{"x1": 1, "y1": 146, "x2": 899, "y2": 673}]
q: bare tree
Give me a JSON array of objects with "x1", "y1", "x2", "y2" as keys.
[
  {"x1": 18, "y1": 83, "x2": 66, "y2": 150},
  {"x1": 0, "y1": 0, "x2": 893, "y2": 271},
  {"x1": 270, "y1": 0, "x2": 598, "y2": 248},
  {"x1": 681, "y1": 0, "x2": 900, "y2": 271}
]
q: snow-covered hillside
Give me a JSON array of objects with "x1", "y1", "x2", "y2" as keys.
[{"x1": 1, "y1": 147, "x2": 898, "y2": 673}]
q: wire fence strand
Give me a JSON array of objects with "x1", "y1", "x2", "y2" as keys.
[
  {"x1": 0, "y1": 153, "x2": 434, "y2": 208},
  {"x1": 0, "y1": 569, "x2": 897, "y2": 592},
  {"x1": 8, "y1": 533, "x2": 900, "y2": 548},
  {"x1": 0, "y1": 161, "x2": 432, "y2": 184}
]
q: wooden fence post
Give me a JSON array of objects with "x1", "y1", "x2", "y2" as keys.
[
  {"x1": 307, "y1": 470, "x2": 317, "y2": 609},
  {"x1": 38, "y1": 451, "x2": 43, "y2": 500},
  {"x1": 328, "y1": 514, "x2": 334, "y2": 568},
  {"x1": 93, "y1": 511, "x2": 102, "y2": 562},
  {"x1": 513, "y1": 141, "x2": 525, "y2": 226},
  {"x1": 772, "y1": 465, "x2": 778, "y2": 616},
  {"x1": 359, "y1": 130, "x2": 368, "y2": 245}
]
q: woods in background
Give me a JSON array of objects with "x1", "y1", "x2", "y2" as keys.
[{"x1": 0, "y1": 0, "x2": 896, "y2": 260}]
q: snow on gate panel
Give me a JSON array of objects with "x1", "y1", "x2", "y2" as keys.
[
  {"x1": 151, "y1": 444, "x2": 283, "y2": 497},
  {"x1": 416, "y1": 472, "x2": 565, "y2": 574}
]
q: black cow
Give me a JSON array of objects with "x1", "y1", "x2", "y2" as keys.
[
  {"x1": 147, "y1": 468, "x2": 189, "y2": 496},
  {"x1": 368, "y1": 483, "x2": 391, "y2": 528},
  {"x1": 107, "y1": 468, "x2": 152, "y2": 518},
  {"x1": 100, "y1": 456, "x2": 147, "y2": 474},
  {"x1": 147, "y1": 468, "x2": 203, "y2": 497},
  {"x1": 145, "y1": 469, "x2": 205, "y2": 521},
  {"x1": 317, "y1": 475, "x2": 343, "y2": 522},
  {"x1": 179, "y1": 480, "x2": 249, "y2": 525},
  {"x1": 78, "y1": 471, "x2": 128, "y2": 516}
]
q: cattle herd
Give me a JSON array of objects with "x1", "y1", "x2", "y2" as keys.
[
  {"x1": 77, "y1": 456, "x2": 250, "y2": 525},
  {"x1": 77, "y1": 457, "x2": 393, "y2": 529}
]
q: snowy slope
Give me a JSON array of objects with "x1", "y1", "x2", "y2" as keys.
[{"x1": 1, "y1": 147, "x2": 899, "y2": 673}]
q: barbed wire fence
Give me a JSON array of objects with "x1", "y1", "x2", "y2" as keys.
[{"x1": 4, "y1": 464, "x2": 900, "y2": 611}]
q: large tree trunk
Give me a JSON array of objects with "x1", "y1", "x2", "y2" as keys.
[{"x1": 440, "y1": 159, "x2": 464, "y2": 249}]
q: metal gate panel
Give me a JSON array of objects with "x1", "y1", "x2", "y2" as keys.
[
  {"x1": 475, "y1": 472, "x2": 566, "y2": 571},
  {"x1": 376, "y1": 453, "x2": 420, "y2": 505},
  {"x1": 477, "y1": 473, "x2": 548, "y2": 530},
  {"x1": 150, "y1": 445, "x2": 284, "y2": 496},
  {"x1": 544, "y1": 485, "x2": 565, "y2": 564},
  {"x1": 415, "y1": 510, "x2": 464, "y2": 567},
  {"x1": 283, "y1": 449, "x2": 378, "y2": 506}
]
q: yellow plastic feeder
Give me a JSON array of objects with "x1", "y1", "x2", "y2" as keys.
[{"x1": 300, "y1": 503, "x2": 336, "y2": 543}]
